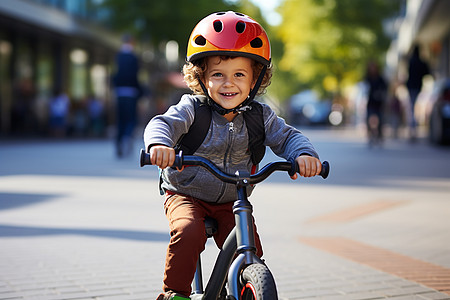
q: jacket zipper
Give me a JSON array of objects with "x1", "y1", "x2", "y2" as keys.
[
  {"x1": 228, "y1": 122, "x2": 234, "y2": 133},
  {"x1": 224, "y1": 121, "x2": 234, "y2": 168},
  {"x1": 216, "y1": 121, "x2": 234, "y2": 202}
]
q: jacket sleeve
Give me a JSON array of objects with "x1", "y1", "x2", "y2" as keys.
[
  {"x1": 262, "y1": 103, "x2": 319, "y2": 161},
  {"x1": 143, "y1": 95, "x2": 195, "y2": 152}
]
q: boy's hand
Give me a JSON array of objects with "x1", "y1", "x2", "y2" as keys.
[
  {"x1": 149, "y1": 145, "x2": 175, "y2": 169},
  {"x1": 291, "y1": 155, "x2": 322, "y2": 179}
]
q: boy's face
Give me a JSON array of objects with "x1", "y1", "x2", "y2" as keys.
[{"x1": 204, "y1": 56, "x2": 255, "y2": 110}]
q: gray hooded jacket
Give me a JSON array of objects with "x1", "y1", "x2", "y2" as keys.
[{"x1": 143, "y1": 94, "x2": 318, "y2": 203}]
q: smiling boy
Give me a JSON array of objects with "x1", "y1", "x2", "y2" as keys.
[{"x1": 143, "y1": 11, "x2": 322, "y2": 299}]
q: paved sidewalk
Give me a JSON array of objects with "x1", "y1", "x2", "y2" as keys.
[
  {"x1": 0, "y1": 132, "x2": 449, "y2": 299},
  {"x1": 253, "y1": 182, "x2": 450, "y2": 300}
]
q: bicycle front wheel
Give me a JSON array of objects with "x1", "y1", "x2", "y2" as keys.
[{"x1": 240, "y1": 264, "x2": 278, "y2": 300}]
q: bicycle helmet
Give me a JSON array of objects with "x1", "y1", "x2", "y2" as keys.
[
  {"x1": 187, "y1": 11, "x2": 271, "y2": 66},
  {"x1": 186, "y1": 11, "x2": 271, "y2": 115}
]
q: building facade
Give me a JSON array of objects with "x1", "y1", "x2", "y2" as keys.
[
  {"x1": 0, "y1": 0, "x2": 119, "y2": 136},
  {"x1": 388, "y1": 0, "x2": 450, "y2": 81}
]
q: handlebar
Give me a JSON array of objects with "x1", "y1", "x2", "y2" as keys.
[{"x1": 140, "y1": 149, "x2": 329, "y2": 185}]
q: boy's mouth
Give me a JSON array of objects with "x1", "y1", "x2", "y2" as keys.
[{"x1": 220, "y1": 92, "x2": 238, "y2": 97}]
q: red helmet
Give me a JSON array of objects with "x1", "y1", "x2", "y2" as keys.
[{"x1": 187, "y1": 11, "x2": 271, "y2": 66}]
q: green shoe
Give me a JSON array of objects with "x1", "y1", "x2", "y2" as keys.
[
  {"x1": 171, "y1": 295, "x2": 190, "y2": 300},
  {"x1": 156, "y1": 292, "x2": 190, "y2": 300}
]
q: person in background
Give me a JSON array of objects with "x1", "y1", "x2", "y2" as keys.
[
  {"x1": 365, "y1": 61, "x2": 387, "y2": 147},
  {"x1": 48, "y1": 90, "x2": 70, "y2": 138},
  {"x1": 112, "y1": 34, "x2": 143, "y2": 157},
  {"x1": 87, "y1": 95, "x2": 105, "y2": 137},
  {"x1": 388, "y1": 80, "x2": 403, "y2": 140},
  {"x1": 406, "y1": 45, "x2": 430, "y2": 142}
]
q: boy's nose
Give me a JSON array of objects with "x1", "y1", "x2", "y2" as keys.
[{"x1": 223, "y1": 77, "x2": 234, "y2": 86}]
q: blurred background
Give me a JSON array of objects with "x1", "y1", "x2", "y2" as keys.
[
  {"x1": 0, "y1": 0, "x2": 449, "y2": 146},
  {"x1": 1, "y1": 3, "x2": 450, "y2": 299}
]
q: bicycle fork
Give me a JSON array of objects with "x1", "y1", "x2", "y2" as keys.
[{"x1": 228, "y1": 180, "x2": 265, "y2": 299}]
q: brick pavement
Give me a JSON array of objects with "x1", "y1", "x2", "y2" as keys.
[
  {"x1": 249, "y1": 182, "x2": 450, "y2": 300},
  {"x1": 299, "y1": 237, "x2": 450, "y2": 295},
  {"x1": 1, "y1": 136, "x2": 450, "y2": 299}
]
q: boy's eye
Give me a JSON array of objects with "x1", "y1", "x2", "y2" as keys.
[
  {"x1": 235, "y1": 72, "x2": 245, "y2": 77},
  {"x1": 212, "y1": 72, "x2": 223, "y2": 77}
]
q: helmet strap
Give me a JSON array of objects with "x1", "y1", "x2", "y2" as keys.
[
  {"x1": 247, "y1": 65, "x2": 267, "y2": 103},
  {"x1": 196, "y1": 65, "x2": 267, "y2": 115},
  {"x1": 197, "y1": 75, "x2": 231, "y2": 115}
]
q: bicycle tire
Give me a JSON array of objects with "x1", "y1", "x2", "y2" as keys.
[{"x1": 240, "y1": 264, "x2": 278, "y2": 300}]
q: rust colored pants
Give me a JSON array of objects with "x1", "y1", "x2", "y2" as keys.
[{"x1": 162, "y1": 192, "x2": 263, "y2": 296}]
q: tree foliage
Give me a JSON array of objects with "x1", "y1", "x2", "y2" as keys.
[
  {"x1": 97, "y1": 0, "x2": 400, "y2": 105},
  {"x1": 272, "y1": 0, "x2": 401, "y2": 101},
  {"x1": 100, "y1": 0, "x2": 239, "y2": 50}
]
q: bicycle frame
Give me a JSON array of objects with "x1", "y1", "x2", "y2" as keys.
[{"x1": 191, "y1": 172, "x2": 264, "y2": 300}]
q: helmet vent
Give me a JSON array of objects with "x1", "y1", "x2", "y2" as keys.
[
  {"x1": 213, "y1": 20, "x2": 223, "y2": 32},
  {"x1": 250, "y1": 38, "x2": 263, "y2": 48},
  {"x1": 236, "y1": 21, "x2": 246, "y2": 33},
  {"x1": 194, "y1": 35, "x2": 207, "y2": 46},
  {"x1": 235, "y1": 12, "x2": 245, "y2": 17}
]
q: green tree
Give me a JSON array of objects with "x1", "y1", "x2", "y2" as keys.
[
  {"x1": 272, "y1": 0, "x2": 400, "y2": 102},
  {"x1": 100, "y1": 0, "x2": 239, "y2": 50}
]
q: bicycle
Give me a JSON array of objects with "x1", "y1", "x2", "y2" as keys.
[{"x1": 140, "y1": 149, "x2": 329, "y2": 300}]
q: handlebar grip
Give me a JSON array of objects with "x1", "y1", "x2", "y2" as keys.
[
  {"x1": 289, "y1": 160, "x2": 330, "y2": 179},
  {"x1": 172, "y1": 150, "x2": 183, "y2": 169},
  {"x1": 320, "y1": 161, "x2": 330, "y2": 179},
  {"x1": 140, "y1": 149, "x2": 151, "y2": 167},
  {"x1": 139, "y1": 149, "x2": 184, "y2": 169}
]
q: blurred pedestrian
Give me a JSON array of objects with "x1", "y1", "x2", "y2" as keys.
[
  {"x1": 388, "y1": 81, "x2": 403, "y2": 140},
  {"x1": 71, "y1": 99, "x2": 88, "y2": 137},
  {"x1": 11, "y1": 78, "x2": 35, "y2": 135},
  {"x1": 365, "y1": 61, "x2": 387, "y2": 147},
  {"x1": 49, "y1": 90, "x2": 70, "y2": 138},
  {"x1": 112, "y1": 34, "x2": 143, "y2": 157},
  {"x1": 406, "y1": 45, "x2": 430, "y2": 142},
  {"x1": 87, "y1": 95, "x2": 105, "y2": 137}
]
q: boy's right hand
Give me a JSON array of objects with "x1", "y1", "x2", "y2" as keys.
[{"x1": 149, "y1": 145, "x2": 175, "y2": 169}]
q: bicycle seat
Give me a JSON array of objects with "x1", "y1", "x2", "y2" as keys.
[{"x1": 204, "y1": 216, "x2": 218, "y2": 238}]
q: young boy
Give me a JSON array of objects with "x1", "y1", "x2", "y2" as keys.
[{"x1": 144, "y1": 11, "x2": 322, "y2": 299}]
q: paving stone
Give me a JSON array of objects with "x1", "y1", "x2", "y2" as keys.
[{"x1": 1, "y1": 138, "x2": 450, "y2": 299}]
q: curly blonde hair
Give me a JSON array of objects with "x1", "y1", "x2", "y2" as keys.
[{"x1": 183, "y1": 56, "x2": 272, "y2": 96}]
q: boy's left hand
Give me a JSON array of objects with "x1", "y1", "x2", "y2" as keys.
[{"x1": 291, "y1": 155, "x2": 322, "y2": 179}]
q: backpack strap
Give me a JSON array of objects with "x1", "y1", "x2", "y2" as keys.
[
  {"x1": 243, "y1": 101, "x2": 266, "y2": 165},
  {"x1": 175, "y1": 97, "x2": 211, "y2": 155},
  {"x1": 175, "y1": 97, "x2": 265, "y2": 165}
]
